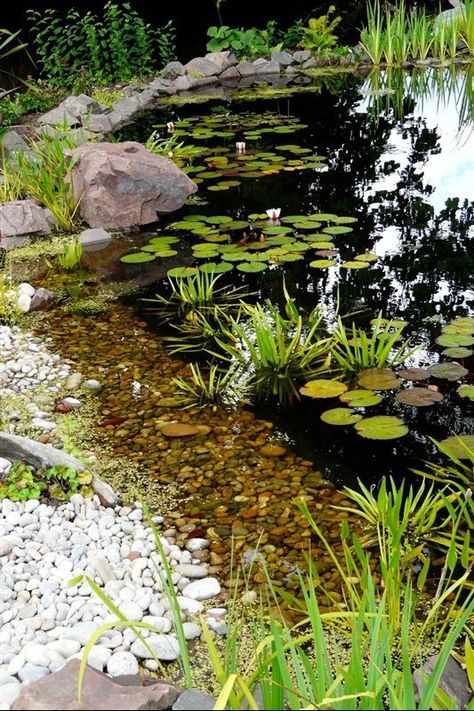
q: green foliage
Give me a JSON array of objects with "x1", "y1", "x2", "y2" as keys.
[
  {"x1": 26, "y1": 4, "x2": 175, "y2": 89},
  {"x1": 1, "y1": 125, "x2": 80, "y2": 231},
  {"x1": 0, "y1": 28, "x2": 27, "y2": 63},
  {"x1": 218, "y1": 302, "x2": 332, "y2": 404},
  {"x1": 0, "y1": 461, "x2": 93, "y2": 501},
  {"x1": 173, "y1": 362, "x2": 248, "y2": 409},
  {"x1": 57, "y1": 239, "x2": 83, "y2": 270},
  {"x1": 331, "y1": 313, "x2": 418, "y2": 374},
  {"x1": 0, "y1": 275, "x2": 18, "y2": 325},
  {"x1": 0, "y1": 86, "x2": 60, "y2": 128},
  {"x1": 301, "y1": 6, "x2": 342, "y2": 56},
  {"x1": 206, "y1": 23, "x2": 282, "y2": 58},
  {"x1": 145, "y1": 131, "x2": 203, "y2": 167}
]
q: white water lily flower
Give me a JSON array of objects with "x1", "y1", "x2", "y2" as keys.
[
  {"x1": 166, "y1": 121, "x2": 175, "y2": 132},
  {"x1": 236, "y1": 141, "x2": 246, "y2": 153},
  {"x1": 266, "y1": 208, "x2": 281, "y2": 220}
]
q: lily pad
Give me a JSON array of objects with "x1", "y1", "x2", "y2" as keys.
[
  {"x1": 205, "y1": 216, "x2": 234, "y2": 224},
  {"x1": 274, "y1": 253, "x2": 304, "y2": 262},
  {"x1": 309, "y1": 213, "x2": 338, "y2": 221},
  {"x1": 341, "y1": 261, "x2": 369, "y2": 269},
  {"x1": 310, "y1": 259, "x2": 336, "y2": 269},
  {"x1": 323, "y1": 226, "x2": 354, "y2": 235},
  {"x1": 358, "y1": 368, "x2": 400, "y2": 391},
  {"x1": 236, "y1": 262, "x2": 267, "y2": 273},
  {"x1": 457, "y1": 385, "x2": 474, "y2": 401},
  {"x1": 442, "y1": 347, "x2": 473, "y2": 358},
  {"x1": 167, "y1": 267, "x2": 198, "y2": 278},
  {"x1": 395, "y1": 388, "x2": 444, "y2": 407},
  {"x1": 439, "y1": 434, "x2": 474, "y2": 459},
  {"x1": 199, "y1": 262, "x2": 234, "y2": 273},
  {"x1": 339, "y1": 389, "x2": 383, "y2": 407},
  {"x1": 398, "y1": 367, "x2": 430, "y2": 381},
  {"x1": 427, "y1": 363, "x2": 468, "y2": 381},
  {"x1": 354, "y1": 416, "x2": 408, "y2": 440},
  {"x1": 436, "y1": 334, "x2": 474, "y2": 347},
  {"x1": 355, "y1": 253, "x2": 378, "y2": 262},
  {"x1": 321, "y1": 408, "x2": 363, "y2": 425},
  {"x1": 300, "y1": 379, "x2": 348, "y2": 399},
  {"x1": 120, "y1": 252, "x2": 156, "y2": 264}
]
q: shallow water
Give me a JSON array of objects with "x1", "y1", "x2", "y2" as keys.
[{"x1": 39, "y1": 67, "x2": 473, "y2": 582}]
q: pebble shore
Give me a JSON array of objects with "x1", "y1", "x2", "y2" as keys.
[{"x1": 0, "y1": 323, "x2": 221, "y2": 709}]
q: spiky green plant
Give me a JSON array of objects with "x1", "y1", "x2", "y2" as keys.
[
  {"x1": 330, "y1": 313, "x2": 418, "y2": 374},
  {"x1": 408, "y1": 6, "x2": 433, "y2": 61},
  {"x1": 218, "y1": 304, "x2": 332, "y2": 404},
  {"x1": 173, "y1": 362, "x2": 248, "y2": 409},
  {"x1": 360, "y1": 1, "x2": 385, "y2": 64},
  {"x1": 461, "y1": 0, "x2": 474, "y2": 56}
]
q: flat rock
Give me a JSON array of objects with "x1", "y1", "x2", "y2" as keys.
[
  {"x1": 162, "y1": 61, "x2": 186, "y2": 78},
  {"x1": 30, "y1": 287, "x2": 54, "y2": 312},
  {"x1": 292, "y1": 49, "x2": 312, "y2": 63},
  {"x1": 67, "y1": 142, "x2": 197, "y2": 229},
  {"x1": 414, "y1": 655, "x2": 472, "y2": 710},
  {"x1": 130, "y1": 633, "x2": 180, "y2": 660},
  {"x1": 181, "y1": 577, "x2": 221, "y2": 601},
  {"x1": 0, "y1": 432, "x2": 84, "y2": 471},
  {"x1": 271, "y1": 50, "x2": 294, "y2": 66},
  {"x1": 172, "y1": 689, "x2": 216, "y2": 710},
  {"x1": 39, "y1": 94, "x2": 103, "y2": 127},
  {"x1": 160, "y1": 423, "x2": 201, "y2": 438},
  {"x1": 204, "y1": 51, "x2": 237, "y2": 72},
  {"x1": 236, "y1": 60, "x2": 256, "y2": 77},
  {"x1": 79, "y1": 228, "x2": 113, "y2": 251},
  {"x1": 0, "y1": 200, "x2": 51, "y2": 238},
  {"x1": 219, "y1": 66, "x2": 240, "y2": 82},
  {"x1": 253, "y1": 59, "x2": 281, "y2": 75},
  {"x1": 11, "y1": 658, "x2": 180, "y2": 710},
  {"x1": 184, "y1": 56, "x2": 221, "y2": 76}
]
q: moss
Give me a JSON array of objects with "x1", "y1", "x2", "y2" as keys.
[
  {"x1": 63, "y1": 297, "x2": 109, "y2": 316},
  {"x1": 90, "y1": 87, "x2": 124, "y2": 109}
]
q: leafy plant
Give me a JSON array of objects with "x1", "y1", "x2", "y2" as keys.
[
  {"x1": 0, "y1": 461, "x2": 92, "y2": 501},
  {"x1": 331, "y1": 313, "x2": 417, "y2": 374},
  {"x1": 26, "y1": 4, "x2": 173, "y2": 89},
  {"x1": 0, "y1": 86, "x2": 59, "y2": 128},
  {"x1": 218, "y1": 303, "x2": 332, "y2": 404},
  {"x1": 301, "y1": 6, "x2": 342, "y2": 56},
  {"x1": 146, "y1": 131, "x2": 202, "y2": 167},
  {"x1": 57, "y1": 239, "x2": 83, "y2": 270},
  {"x1": 206, "y1": 24, "x2": 282, "y2": 58},
  {"x1": 173, "y1": 362, "x2": 247, "y2": 409},
  {"x1": 461, "y1": 0, "x2": 474, "y2": 56},
  {"x1": 0, "y1": 274, "x2": 19, "y2": 325},
  {"x1": 0, "y1": 28, "x2": 27, "y2": 63}
]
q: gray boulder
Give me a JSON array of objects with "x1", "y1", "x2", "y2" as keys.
[
  {"x1": 67, "y1": 141, "x2": 197, "y2": 229},
  {"x1": 0, "y1": 129, "x2": 31, "y2": 156},
  {"x1": 0, "y1": 200, "x2": 51, "y2": 238},
  {"x1": 184, "y1": 56, "x2": 220, "y2": 76},
  {"x1": 79, "y1": 228, "x2": 113, "y2": 250},
  {"x1": 146, "y1": 78, "x2": 176, "y2": 96},
  {"x1": 253, "y1": 58, "x2": 281, "y2": 74},
  {"x1": 0, "y1": 432, "x2": 84, "y2": 471},
  {"x1": 414, "y1": 655, "x2": 473, "y2": 710},
  {"x1": 162, "y1": 61, "x2": 186, "y2": 78},
  {"x1": 292, "y1": 49, "x2": 312, "y2": 63},
  {"x1": 271, "y1": 50, "x2": 294, "y2": 66},
  {"x1": 204, "y1": 50, "x2": 238, "y2": 72},
  {"x1": 30, "y1": 287, "x2": 54, "y2": 312},
  {"x1": 219, "y1": 66, "x2": 241, "y2": 82},
  {"x1": 38, "y1": 94, "x2": 104, "y2": 128},
  {"x1": 236, "y1": 60, "x2": 256, "y2": 77},
  {"x1": 435, "y1": 4, "x2": 466, "y2": 28}
]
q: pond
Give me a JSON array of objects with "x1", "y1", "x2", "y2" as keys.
[{"x1": 42, "y1": 66, "x2": 474, "y2": 586}]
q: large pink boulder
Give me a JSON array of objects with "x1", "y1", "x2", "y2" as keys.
[{"x1": 67, "y1": 142, "x2": 197, "y2": 230}]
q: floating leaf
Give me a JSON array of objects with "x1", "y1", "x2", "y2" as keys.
[
  {"x1": 396, "y1": 388, "x2": 444, "y2": 407},
  {"x1": 167, "y1": 267, "x2": 198, "y2": 278},
  {"x1": 149, "y1": 236, "x2": 180, "y2": 245},
  {"x1": 442, "y1": 323, "x2": 474, "y2": 335},
  {"x1": 355, "y1": 253, "x2": 378, "y2": 262},
  {"x1": 355, "y1": 416, "x2": 408, "y2": 440},
  {"x1": 436, "y1": 334, "x2": 474, "y2": 348},
  {"x1": 457, "y1": 385, "x2": 474, "y2": 401},
  {"x1": 294, "y1": 221, "x2": 323, "y2": 230},
  {"x1": 439, "y1": 435, "x2": 474, "y2": 459},
  {"x1": 226, "y1": 221, "x2": 249, "y2": 230},
  {"x1": 340, "y1": 389, "x2": 382, "y2": 407},
  {"x1": 443, "y1": 347, "x2": 473, "y2": 358},
  {"x1": 427, "y1": 362, "x2": 468, "y2": 381},
  {"x1": 310, "y1": 259, "x2": 336, "y2": 269},
  {"x1": 236, "y1": 262, "x2": 267, "y2": 273},
  {"x1": 323, "y1": 226, "x2": 354, "y2": 235},
  {"x1": 262, "y1": 226, "x2": 293, "y2": 236},
  {"x1": 342, "y1": 261, "x2": 369, "y2": 269},
  {"x1": 205, "y1": 215, "x2": 234, "y2": 224},
  {"x1": 332, "y1": 216, "x2": 358, "y2": 224},
  {"x1": 358, "y1": 368, "x2": 400, "y2": 390},
  {"x1": 398, "y1": 367, "x2": 430, "y2": 381},
  {"x1": 308, "y1": 213, "x2": 338, "y2": 221},
  {"x1": 183, "y1": 214, "x2": 208, "y2": 222},
  {"x1": 315, "y1": 250, "x2": 338, "y2": 257},
  {"x1": 321, "y1": 408, "x2": 363, "y2": 425},
  {"x1": 120, "y1": 252, "x2": 156, "y2": 263},
  {"x1": 300, "y1": 379, "x2": 348, "y2": 399},
  {"x1": 280, "y1": 215, "x2": 306, "y2": 224},
  {"x1": 194, "y1": 251, "x2": 219, "y2": 259},
  {"x1": 274, "y1": 253, "x2": 304, "y2": 262},
  {"x1": 199, "y1": 262, "x2": 233, "y2": 273}
]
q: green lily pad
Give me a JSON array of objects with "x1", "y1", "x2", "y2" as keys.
[
  {"x1": 280, "y1": 215, "x2": 306, "y2": 224},
  {"x1": 355, "y1": 416, "x2": 408, "y2": 440},
  {"x1": 308, "y1": 213, "x2": 338, "y2": 221},
  {"x1": 199, "y1": 262, "x2": 234, "y2": 273},
  {"x1": 355, "y1": 253, "x2": 378, "y2": 262},
  {"x1": 398, "y1": 367, "x2": 430, "y2": 381},
  {"x1": 120, "y1": 252, "x2": 156, "y2": 263},
  {"x1": 182, "y1": 214, "x2": 208, "y2": 222},
  {"x1": 194, "y1": 251, "x2": 219, "y2": 259},
  {"x1": 395, "y1": 388, "x2": 444, "y2": 407},
  {"x1": 439, "y1": 434, "x2": 474, "y2": 459},
  {"x1": 148, "y1": 236, "x2": 180, "y2": 245},
  {"x1": 167, "y1": 267, "x2": 198, "y2": 278},
  {"x1": 442, "y1": 323, "x2": 474, "y2": 335},
  {"x1": 442, "y1": 347, "x2": 473, "y2": 358},
  {"x1": 457, "y1": 385, "x2": 474, "y2": 401},
  {"x1": 226, "y1": 221, "x2": 249, "y2": 230},
  {"x1": 300, "y1": 379, "x2": 348, "y2": 399},
  {"x1": 436, "y1": 334, "x2": 474, "y2": 347},
  {"x1": 358, "y1": 368, "x2": 400, "y2": 391},
  {"x1": 205, "y1": 216, "x2": 234, "y2": 224},
  {"x1": 170, "y1": 221, "x2": 198, "y2": 230},
  {"x1": 332, "y1": 216, "x2": 358, "y2": 224},
  {"x1": 339, "y1": 389, "x2": 383, "y2": 407},
  {"x1": 262, "y1": 226, "x2": 293, "y2": 236},
  {"x1": 236, "y1": 262, "x2": 267, "y2": 273},
  {"x1": 274, "y1": 253, "x2": 304, "y2": 262},
  {"x1": 427, "y1": 363, "x2": 468, "y2": 381},
  {"x1": 342, "y1": 261, "x2": 369, "y2": 269},
  {"x1": 294, "y1": 221, "x2": 323, "y2": 230},
  {"x1": 323, "y1": 226, "x2": 354, "y2": 235},
  {"x1": 310, "y1": 259, "x2": 336, "y2": 269},
  {"x1": 321, "y1": 408, "x2": 363, "y2": 425}
]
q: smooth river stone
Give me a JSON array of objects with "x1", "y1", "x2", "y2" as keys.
[{"x1": 160, "y1": 423, "x2": 201, "y2": 438}]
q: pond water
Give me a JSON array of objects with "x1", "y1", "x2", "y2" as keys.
[{"x1": 41, "y1": 67, "x2": 473, "y2": 585}]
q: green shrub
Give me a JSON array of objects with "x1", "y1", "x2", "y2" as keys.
[
  {"x1": 0, "y1": 461, "x2": 93, "y2": 501},
  {"x1": 301, "y1": 6, "x2": 342, "y2": 55}
]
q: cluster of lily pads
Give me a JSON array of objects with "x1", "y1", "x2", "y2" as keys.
[
  {"x1": 154, "y1": 112, "x2": 328, "y2": 192},
  {"x1": 298, "y1": 315, "x2": 474, "y2": 442},
  {"x1": 120, "y1": 211, "x2": 378, "y2": 274}
]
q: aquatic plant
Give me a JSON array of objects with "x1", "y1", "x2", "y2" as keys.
[
  {"x1": 144, "y1": 271, "x2": 250, "y2": 324},
  {"x1": 57, "y1": 239, "x2": 83, "y2": 270},
  {"x1": 219, "y1": 303, "x2": 332, "y2": 404},
  {"x1": 461, "y1": 0, "x2": 474, "y2": 57},
  {"x1": 0, "y1": 461, "x2": 93, "y2": 501},
  {"x1": 300, "y1": 6, "x2": 342, "y2": 56},
  {"x1": 145, "y1": 131, "x2": 203, "y2": 167},
  {"x1": 173, "y1": 362, "x2": 247, "y2": 410},
  {"x1": 330, "y1": 313, "x2": 417, "y2": 374}
]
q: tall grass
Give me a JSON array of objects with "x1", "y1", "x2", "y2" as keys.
[{"x1": 461, "y1": 0, "x2": 474, "y2": 56}]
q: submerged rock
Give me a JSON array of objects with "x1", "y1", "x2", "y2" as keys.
[{"x1": 67, "y1": 142, "x2": 197, "y2": 229}]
